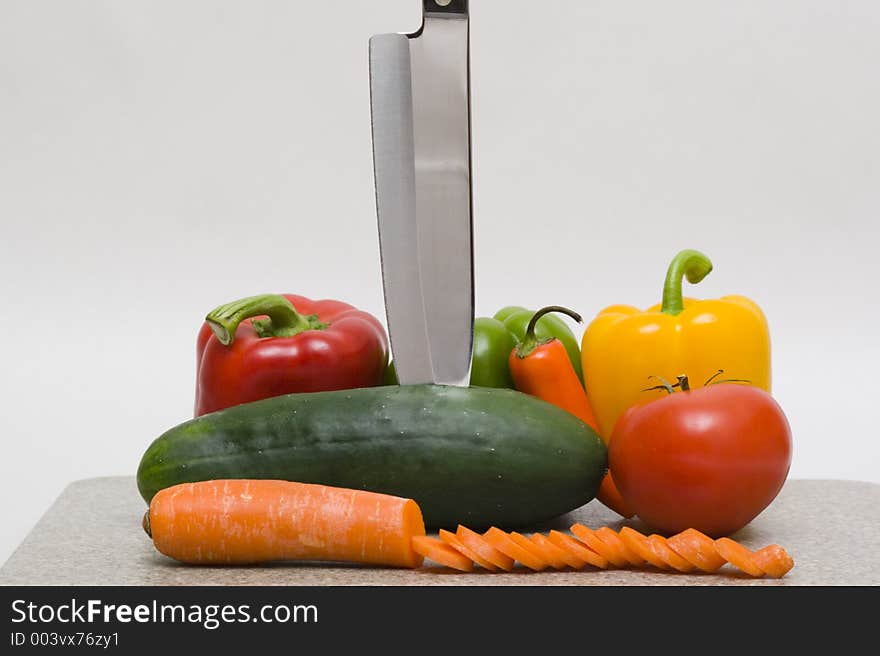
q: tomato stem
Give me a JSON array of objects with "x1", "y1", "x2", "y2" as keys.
[
  {"x1": 646, "y1": 371, "x2": 752, "y2": 395},
  {"x1": 704, "y1": 370, "x2": 725, "y2": 385},
  {"x1": 705, "y1": 369, "x2": 752, "y2": 386},
  {"x1": 643, "y1": 375, "x2": 678, "y2": 394}
]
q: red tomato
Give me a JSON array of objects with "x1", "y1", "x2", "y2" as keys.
[{"x1": 609, "y1": 383, "x2": 792, "y2": 537}]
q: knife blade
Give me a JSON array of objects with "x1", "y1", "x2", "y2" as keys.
[{"x1": 369, "y1": 0, "x2": 474, "y2": 387}]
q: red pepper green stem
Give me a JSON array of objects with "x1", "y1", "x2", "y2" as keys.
[
  {"x1": 661, "y1": 249, "x2": 714, "y2": 316},
  {"x1": 206, "y1": 294, "x2": 322, "y2": 346},
  {"x1": 515, "y1": 306, "x2": 583, "y2": 359}
]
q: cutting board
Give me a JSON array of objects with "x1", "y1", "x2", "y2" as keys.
[{"x1": 1, "y1": 477, "x2": 877, "y2": 586}]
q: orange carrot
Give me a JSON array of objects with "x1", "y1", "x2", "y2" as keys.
[
  {"x1": 714, "y1": 537, "x2": 764, "y2": 577},
  {"x1": 595, "y1": 526, "x2": 644, "y2": 566},
  {"x1": 509, "y1": 532, "x2": 553, "y2": 569},
  {"x1": 752, "y1": 545, "x2": 795, "y2": 579},
  {"x1": 145, "y1": 480, "x2": 425, "y2": 567},
  {"x1": 412, "y1": 536, "x2": 474, "y2": 572},
  {"x1": 618, "y1": 527, "x2": 670, "y2": 570},
  {"x1": 531, "y1": 533, "x2": 580, "y2": 569},
  {"x1": 646, "y1": 535, "x2": 697, "y2": 573},
  {"x1": 548, "y1": 530, "x2": 610, "y2": 569},
  {"x1": 439, "y1": 529, "x2": 498, "y2": 572},
  {"x1": 571, "y1": 524, "x2": 630, "y2": 567},
  {"x1": 483, "y1": 527, "x2": 547, "y2": 571},
  {"x1": 415, "y1": 526, "x2": 794, "y2": 579},
  {"x1": 456, "y1": 525, "x2": 515, "y2": 571},
  {"x1": 666, "y1": 529, "x2": 726, "y2": 573},
  {"x1": 508, "y1": 306, "x2": 635, "y2": 519}
]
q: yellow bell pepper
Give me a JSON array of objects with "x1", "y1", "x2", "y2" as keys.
[{"x1": 582, "y1": 249, "x2": 771, "y2": 439}]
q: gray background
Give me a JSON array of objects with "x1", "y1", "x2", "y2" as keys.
[{"x1": 1, "y1": 0, "x2": 878, "y2": 564}]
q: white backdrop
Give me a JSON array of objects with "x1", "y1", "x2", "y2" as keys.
[{"x1": 1, "y1": 0, "x2": 878, "y2": 564}]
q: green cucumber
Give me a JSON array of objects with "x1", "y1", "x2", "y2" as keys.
[{"x1": 136, "y1": 385, "x2": 607, "y2": 529}]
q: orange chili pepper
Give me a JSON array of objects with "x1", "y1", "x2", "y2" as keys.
[{"x1": 509, "y1": 306, "x2": 635, "y2": 519}]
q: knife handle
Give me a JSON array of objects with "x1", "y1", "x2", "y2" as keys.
[{"x1": 424, "y1": 0, "x2": 468, "y2": 15}]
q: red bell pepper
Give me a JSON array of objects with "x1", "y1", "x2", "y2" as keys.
[{"x1": 195, "y1": 293, "x2": 389, "y2": 416}]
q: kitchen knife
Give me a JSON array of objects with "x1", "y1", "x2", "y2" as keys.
[{"x1": 369, "y1": 0, "x2": 474, "y2": 386}]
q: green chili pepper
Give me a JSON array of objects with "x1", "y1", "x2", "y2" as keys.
[{"x1": 470, "y1": 317, "x2": 517, "y2": 388}]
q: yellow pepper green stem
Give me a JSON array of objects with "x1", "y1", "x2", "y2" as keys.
[{"x1": 661, "y1": 249, "x2": 713, "y2": 316}]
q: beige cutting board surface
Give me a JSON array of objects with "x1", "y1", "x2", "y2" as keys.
[{"x1": 1, "y1": 477, "x2": 876, "y2": 586}]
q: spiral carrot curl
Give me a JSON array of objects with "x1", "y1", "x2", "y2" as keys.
[{"x1": 411, "y1": 524, "x2": 794, "y2": 579}]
